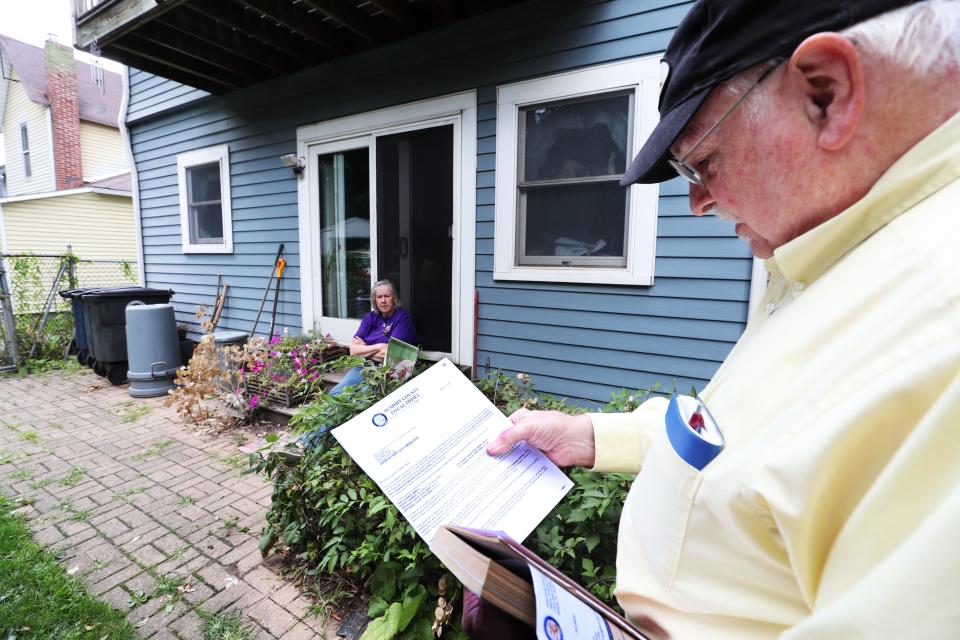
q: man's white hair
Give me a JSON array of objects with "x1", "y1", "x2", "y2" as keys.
[
  {"x1": 726, "y1": 0, "x2": 959, "y2": 113},
  {"x1": 842, "y1": 0, "x2": 960, "y2": 74}
]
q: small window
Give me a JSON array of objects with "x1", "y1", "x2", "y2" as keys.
[
  {"x1": 177, "y1": 145, "x2": 233, "y2": 253},
  {"x1": 494, "y1": 58, "x2": 662, "y2": 285},
  {"x1": 19, "y1": 124, "x2": 31, "y2": 178}
]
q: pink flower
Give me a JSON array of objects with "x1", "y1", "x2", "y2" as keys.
[
  {"x1": 270, "y1": 335, "x2": 281, "y2": 345},
  {"x1": 296, "y1": 368, "x2": 305, "y2": 376},
  {"x1": 248, "y1": 394, "x2": 260, "y2": 408}
]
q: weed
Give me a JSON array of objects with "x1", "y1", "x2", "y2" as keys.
[
  {"x1": 29, "y1": 478, "x2": 52, "y2": 489},
  {"x1": 220, "y1": 516, "x2": 240, "y2": 534},
  {"x1": 132, "y1": 439, "x2": 175, "y2": 461},
  {"x1": 49, "y1": 421, "x2": 63, "y2": 429},
  {"x1": 89, "y1": 558, "x2": 113, "y2": 572},
  {"x1": 59, "y1": 466, "x2": 86, "y2": 486},
  {"x1": 221, "y1": 453, "x2": 250, "y2": 472},
  {"x1": 55, "y1": 499, "x2": 74, "y2": 511},
  {"x1": 152, "y1": 573, "x2": 184, "y2": 597},
  {"x1": 119, "y1": 404, "x2": 152, "y2": 423},
  {"x1": 115, "y1": 486, "x2": 147, "y2": 499},
  {"x1": 234, "y1": 433, "x2": 249, "y2": 446},
  {"x1": 0, "y1": 451, "x2": 13, "y2": 465},
  {"x1": 70, "y1": 510, "x2": 91, "y2": 522},
  {"x1": 9, "y1": 469, "x2": 33, "y2": 481},
  {"x1": 127, "y1": 590, "x2": 149, "y2": 608},
  {"x1": 200, "y1": 609, "x2": 253, "y2": 640},
  {"x1": 178, "y1": 495, "x2": 197, "y2": 506},
  {"x1": 18, "y1": 431, "x2": 40, "y2": 444}
]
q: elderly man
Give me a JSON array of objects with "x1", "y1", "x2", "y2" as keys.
[{"x1": 469, "y1": 0, "x2": 960, "y2": 638}]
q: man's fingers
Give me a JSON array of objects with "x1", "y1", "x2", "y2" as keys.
[{"x1": 486, "y1": 425, "x2": 529, "y2": 456}]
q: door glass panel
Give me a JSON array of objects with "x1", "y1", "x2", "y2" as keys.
[
  {"x1": 319, "y1": 148, "x2": 370, "y2": 320},
  {"x1": 376, "y1": 125, "x2": 453, "y2": 352}
]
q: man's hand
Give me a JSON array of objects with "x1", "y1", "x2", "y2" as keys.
[
  {"x1": 461, "y1": 591, "x2": 533, "y2": 640},
  {"x1": 351, "y1": 336, "x2": 365, "y2": 345},
  {"x1": 486, "y1": 409, "x2": 596, "y2": 468}
]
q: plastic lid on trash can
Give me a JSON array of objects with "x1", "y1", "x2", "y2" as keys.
[
  {"x1": 58, "y1": 287, "x2": 105, "y2": 299},
  {"x1": 80, "y1": 287, "x2": 174, "y2": 298},
  {"x1": 212, "y1": 330, "x2": 248, "y2": 344}
]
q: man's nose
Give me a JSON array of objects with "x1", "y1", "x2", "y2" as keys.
[{"x1": 688, "y1": 182, "x2": 716, "y2": 216}]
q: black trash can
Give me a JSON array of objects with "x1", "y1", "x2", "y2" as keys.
[
  {"x1": 81, "y1": 287, "x2": 174, "y2": 384},
  {"x1": 58, "y1": 287, "x2": 101, "y2": 366}
]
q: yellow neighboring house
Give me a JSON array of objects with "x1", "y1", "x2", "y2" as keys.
[{"x1": 0, "y1": 34, "x2": 136, "y2": 262}]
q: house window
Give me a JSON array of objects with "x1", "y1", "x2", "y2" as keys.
[
  {"x1": 177, "y1": 145, "x2": 233, "y2": 253},
  {"x1": 494, "y1": 57, "x2": 662, "y2": 285},
  {"x1": 19, "y1": 124, "x2": 31, "y2": 178}
]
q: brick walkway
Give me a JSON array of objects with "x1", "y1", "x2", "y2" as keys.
[{"x1": 0, "y1": 368, "x2": 336, "y2": 639}]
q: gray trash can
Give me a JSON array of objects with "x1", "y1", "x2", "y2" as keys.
[{"x1": 125, "y1": 302, "x2": 182, "y2": 398}]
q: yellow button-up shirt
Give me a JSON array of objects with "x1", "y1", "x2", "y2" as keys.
[{"x1": 590, "y1": 110, "x2": 960, "y2": 639}]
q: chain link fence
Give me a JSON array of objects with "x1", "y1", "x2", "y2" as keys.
[{"x1": 0, "y1": 252, "x2": 139, "y2": 370}]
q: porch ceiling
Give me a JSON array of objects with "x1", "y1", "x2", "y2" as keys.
[{"x1": 74, "y1": 0, "x2": 528, "y2": 95}]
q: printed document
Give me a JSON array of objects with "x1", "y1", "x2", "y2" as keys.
[{"x1": 332, "y1": 359, "x2": 573, "y2": 543}]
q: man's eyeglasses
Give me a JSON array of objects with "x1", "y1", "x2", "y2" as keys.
[{"x1": 669, "y1": 58, "x2": 784, "y2": 187}]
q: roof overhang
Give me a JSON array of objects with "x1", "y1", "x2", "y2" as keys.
[{"x1": 74, "y1": 0, "x2": 528, "y2": 95}]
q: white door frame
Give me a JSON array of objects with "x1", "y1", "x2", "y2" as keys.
[{"x1": 297, "y1": 91, "x2": 477, "y2": 366}]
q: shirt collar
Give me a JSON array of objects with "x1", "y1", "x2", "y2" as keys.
[{"x1": 768, "y1": 109, "x2": 960, "y2": 288}]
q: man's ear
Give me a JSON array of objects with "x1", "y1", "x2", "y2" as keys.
[{"x1": 788, "y1": 33, "x2": 865, "y2": 151}]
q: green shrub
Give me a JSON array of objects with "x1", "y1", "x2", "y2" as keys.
[{"x1": 254, "y1": 367, "x2": 670, "y2": 639}]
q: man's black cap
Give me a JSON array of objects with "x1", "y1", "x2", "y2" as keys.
[{"x1": 621, "y1": 0, "x2": 923, "y2": 185}]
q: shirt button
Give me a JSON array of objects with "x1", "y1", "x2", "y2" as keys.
[
  {"x1": 793, "y1": 281, "x2": 806, "y2": 292},
  {"x1": 765, "y1": 302, "x2": 776, "y2": 314}
]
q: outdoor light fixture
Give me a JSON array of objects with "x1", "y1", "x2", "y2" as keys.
[{"x1": 280, "y1": 153, "x2": 305, "y2": 176}]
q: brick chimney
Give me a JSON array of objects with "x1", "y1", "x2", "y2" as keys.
[{"x1": 45, "y1": 39, "x2": 83, "y2": 190}]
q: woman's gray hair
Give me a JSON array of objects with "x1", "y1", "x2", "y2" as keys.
[{"x1": 370, "y1": 279, "x2": 402, "y2": 309}]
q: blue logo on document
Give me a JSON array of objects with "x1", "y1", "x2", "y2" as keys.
[
  {"x1": 543, "y1": 616, "x2": 563, "y2": 640},
  {"x1": 372, "y1": 413, "x2": 388, "y2": 428}
]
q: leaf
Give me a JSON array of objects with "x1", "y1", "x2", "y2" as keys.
[
  {"x1": 265, "y1": 433, "x2": 279, "y2": 443},
  {"x1": 259, "y1": 527, "x2": 277, "y2": 555},
  {"x1": 360, "y1": 602, "x2": 402, "y2": 640},
  {"x1": 371, "y1": 564, "x2": 397, "y2": 602},
  {"x1": 368, "y1": 597, "x2": 389, "y2": 618},
  {"x1": 396, "y1": 585, "x2": 426, "y2": 633}
]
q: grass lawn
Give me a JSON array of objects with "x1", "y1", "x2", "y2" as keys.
[{"x1": 0, "y1": 494, "x2": 135, "y2": 639}]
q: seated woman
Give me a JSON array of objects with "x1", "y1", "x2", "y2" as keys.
[{"x1": 330, "y1": 279, "x2": 418, "y2": 395}]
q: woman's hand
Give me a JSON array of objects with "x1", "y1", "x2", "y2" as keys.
[
  {"x1": 486, "y1": 410, "x2": 596, "y2": 468},
  {"x1": 370, "y1": 343, "x2": 388, "y2": 363}
]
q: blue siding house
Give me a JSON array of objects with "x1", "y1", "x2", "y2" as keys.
[{"x1": 84, "y1": 0, "x2": 760, "y2": 406}]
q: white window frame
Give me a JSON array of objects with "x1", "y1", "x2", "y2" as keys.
[
  {"x1": 177, "y1": 144, "x2": 233, "y2": 254},
  {"x1": 494, "y1": 57, "x2": 661, "y2": 285},
  {"x1": 19, "y1": 123, "x2": 31, "y2": 178}
]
